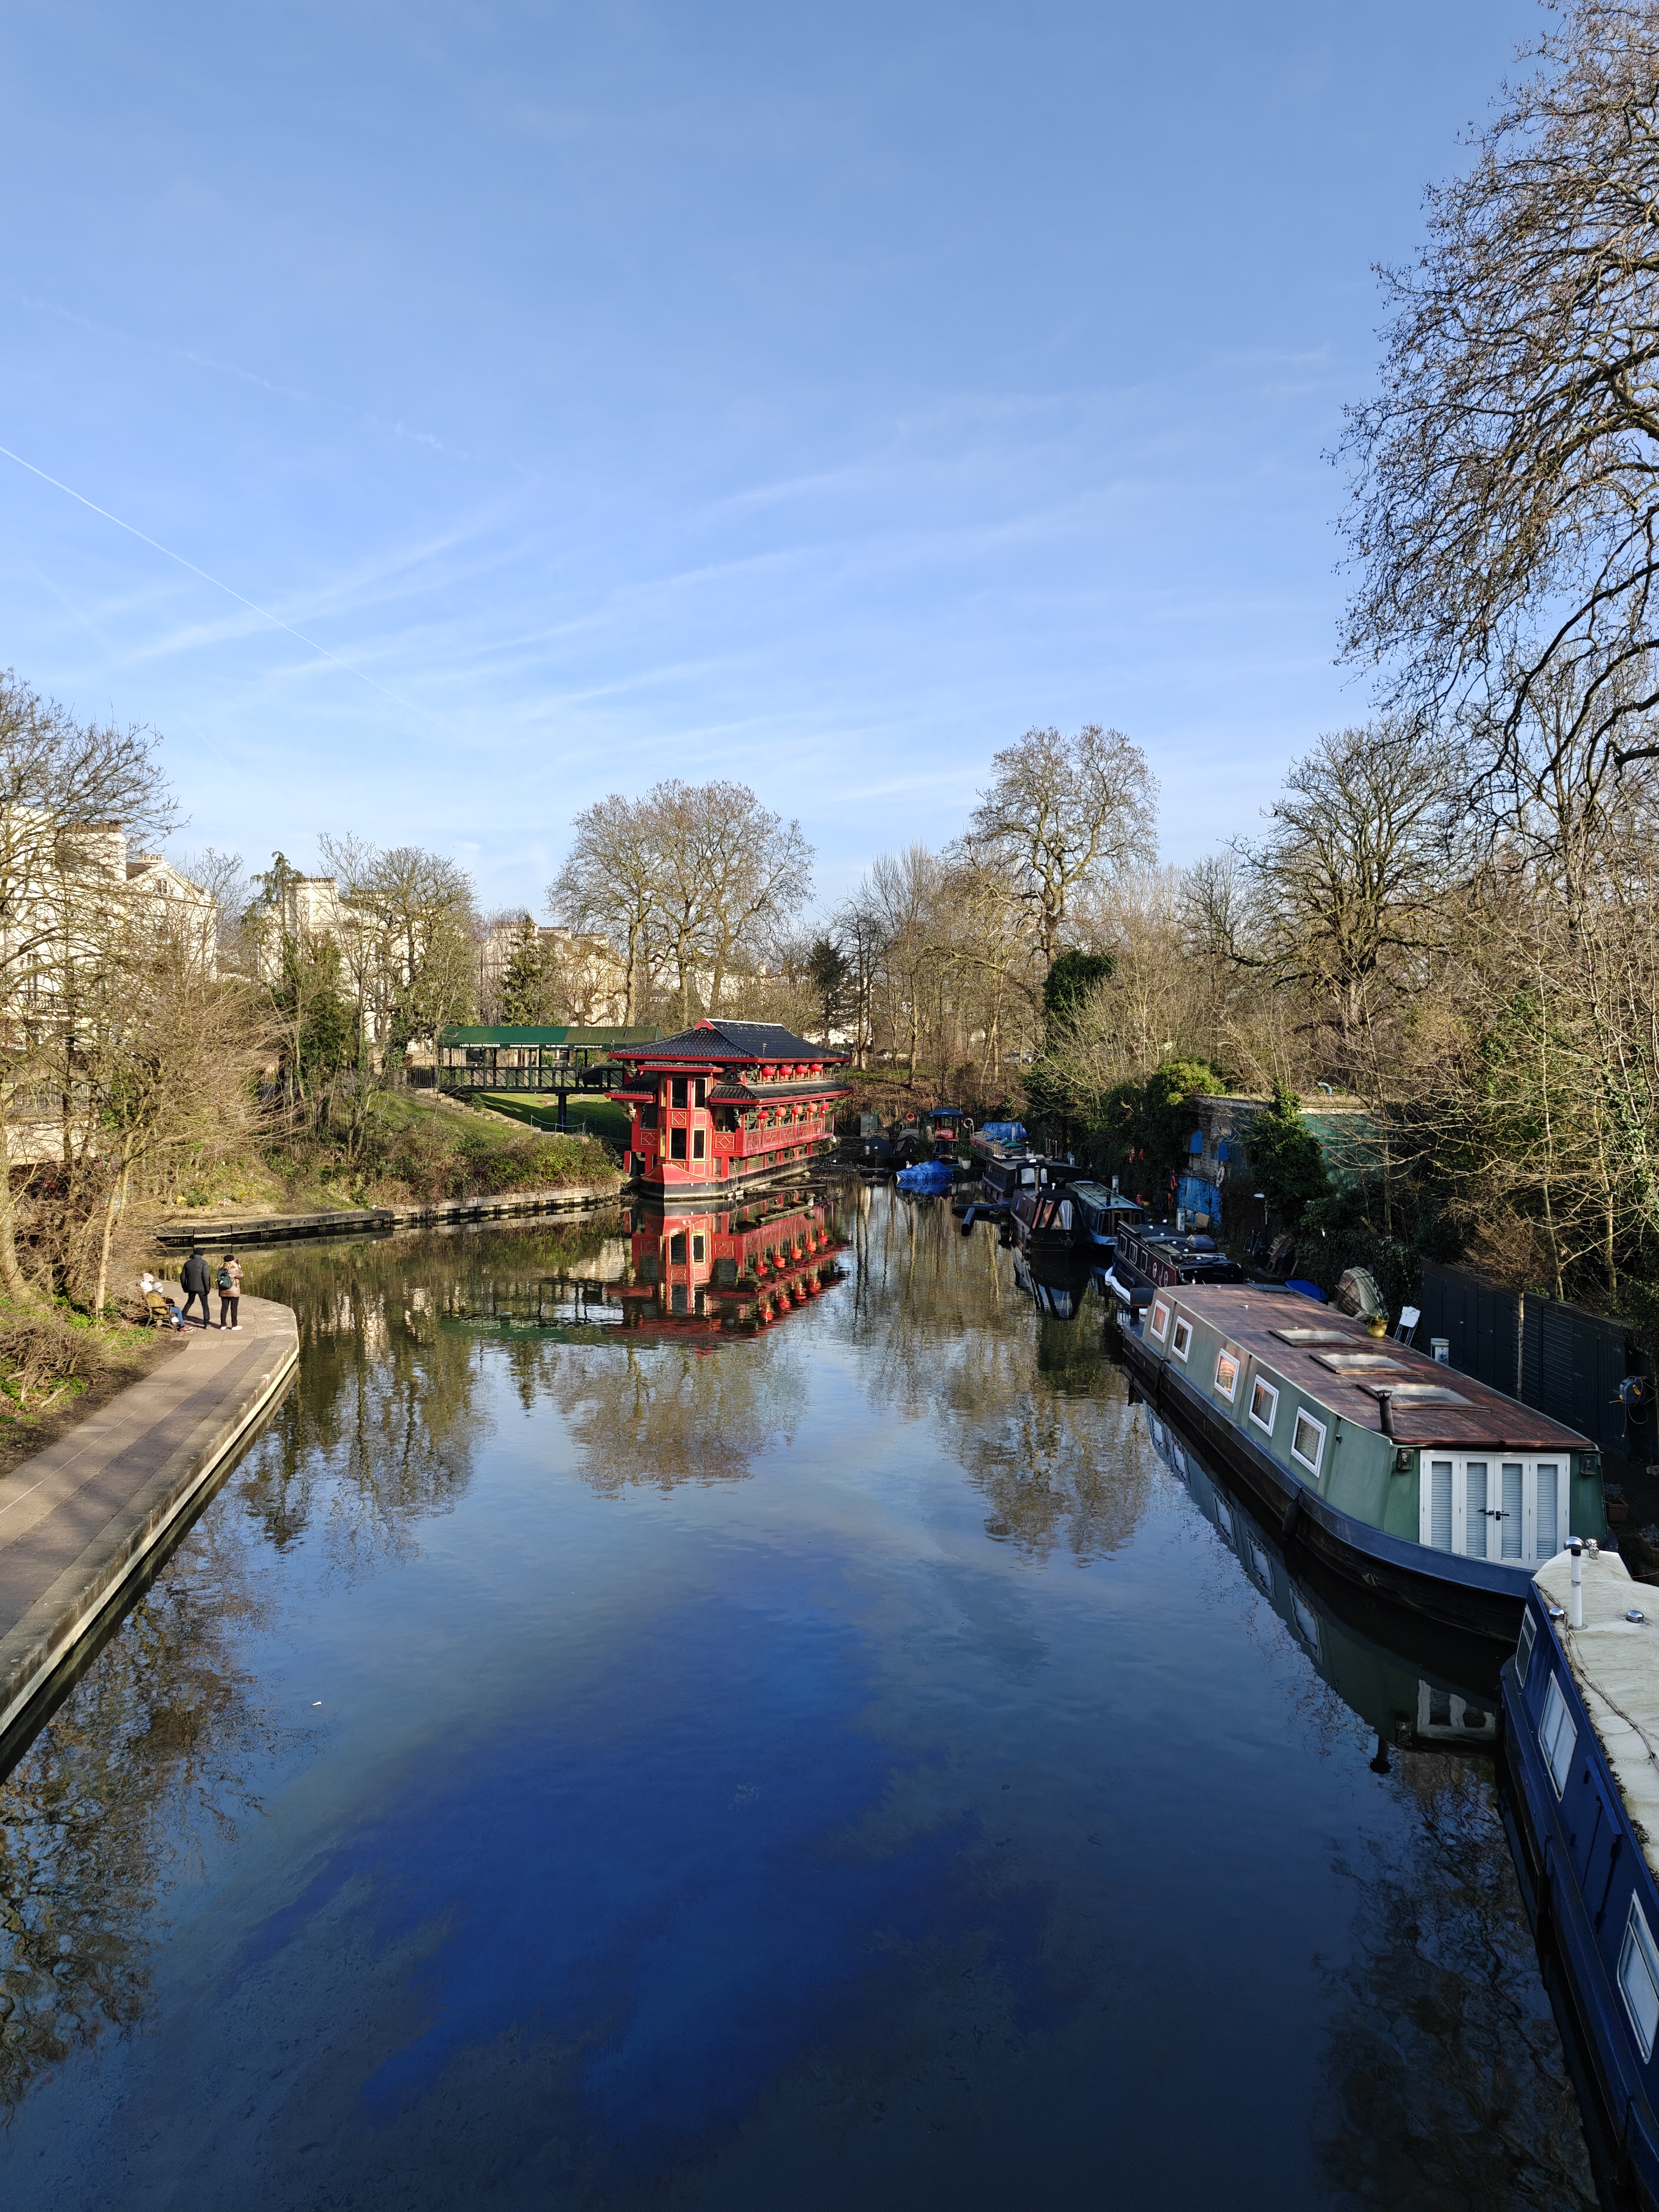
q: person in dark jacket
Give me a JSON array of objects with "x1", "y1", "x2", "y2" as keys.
[{"x1": 179, "y1": 1247, "x2": 212, "y2": 1328}]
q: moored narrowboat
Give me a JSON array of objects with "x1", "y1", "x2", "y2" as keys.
[
  {"x1": 1503, "y1": 1550, "x2": 1659, "y2": 2206},
  {"x1": 1100, "y1": 1221, "x2": 1249, "y2": 1312},
  {"x1": 1115, "y1": 1280, "x2": 1605, "y2": 1638},
  {"x1": 1011, "y1": 1179, "x2": 1144, "y2": 1260}
]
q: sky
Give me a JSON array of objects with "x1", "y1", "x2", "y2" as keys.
[{"x1": 1, "y1": 0, "x2": 1539, "y2": 919}]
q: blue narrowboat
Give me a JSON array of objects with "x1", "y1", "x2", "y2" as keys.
[
  {"x1": 1503, "y1": 1549, "x2": 1659, "y2": 2207},
  {"x1": 1114, "y1": 1280, "x2": 1606, "y2": 1639}
]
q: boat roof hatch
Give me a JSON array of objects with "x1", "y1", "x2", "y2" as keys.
[{"x1": 1270, "y1": 1327, "x2": 1354, "y2": 1346}]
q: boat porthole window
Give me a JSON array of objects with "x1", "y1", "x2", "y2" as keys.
[
  {"x1": 1290, "y1": 1409, "x2": 1327, "y2": 1477},
  {"x1": 1171, "y1": 1317, "x2": 1192, "y2": 1362},
  {"x1": 1149, "y1": 1300, "x2": 1170, "y2": 1344},
  {"x1": 1249, "y1": 1378, "x2": 1279, "y2": 1435},
  {"x1": 1622, "y1": 1903, "x2": 1659, "y2": 2060},
  {"x1": 1515, "y1": 1611, "x2": 1537, "y2": 1685},
  {"x1": 1214, "y1": 1350, "x2": 1239, "y2": 1401},
  {"x1": 1539, "y1": 1673, "x2": 1577, "y2": 1798}
]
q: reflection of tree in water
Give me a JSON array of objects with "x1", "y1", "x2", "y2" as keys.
[
  {"x1": 237, "y1": 1219, "x2": 622, "y2": 1573},
  {"x1": 0, "y1": 1510, "x2": 292, "y2": 2117},
  {"x1": 540, "y1": 1336, "x2": 807, "y2": 1490},
  {"x1": 1316, "y1": 1753, "x2": 1596, "y2": 2209},
  {"x1": 834, "y1": 1184, "x2": 1148, "y2": 1563}
]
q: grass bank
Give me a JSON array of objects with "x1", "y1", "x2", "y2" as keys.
[
  {"x1": 0, "y1": 1297, "x2": 184, "y2": 1482},
  {"x1": 161, "y1": 1089, "x2": 621, "y2": 1222}
]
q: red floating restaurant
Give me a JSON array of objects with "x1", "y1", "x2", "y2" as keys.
[{"x1": 610, "y1": 1021, "x2": 850, "y2": 1195}]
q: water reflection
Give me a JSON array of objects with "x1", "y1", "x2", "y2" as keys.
[
  {"x1": 0, "y1": 1183, "x2": 1609, "y2": 2203},
  {"x1": 0, "y1": 1513, "x2": 293, "y2": 2118},
  {"x1": 837, "y1": 1188, "x2": 1150, "y2": 1564},
  {"x1": 1137, "y1": 1401, "x2": 1595, "y2": 2207}
]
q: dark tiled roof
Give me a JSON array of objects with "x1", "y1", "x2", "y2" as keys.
[{"x1": 614, "y1": 1020, "x2": 846, "y2": 1065}]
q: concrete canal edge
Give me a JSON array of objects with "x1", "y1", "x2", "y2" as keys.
[
  {"x1": 153, "y1": 1176, "x2": 626, "y2": 1248},
  {"x1": 0, "y1": 1293, "x2": 300, "y2": 1744}
]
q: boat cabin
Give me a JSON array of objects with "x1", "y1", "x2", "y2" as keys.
[
  {"x1": 1136, "y1": 1284, "x2": 1601, "y2": 1571},
  {"x1": 1109, "y1": 1222, "x2": 1249, "y2": 1305},
  {"x1": 1014, "y1": 1181, "x2": 1143, "y2": 1259},
  {"x1": 611, "y1": 1021, "x2": 851, "y2": 1195}
]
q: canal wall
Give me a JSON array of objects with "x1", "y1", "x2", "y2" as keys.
[
  {"x1": 0, "y1": 1290, "x2": 299, "y2": 1744},
  {"x1": 153, "y1": 1176, "x2": 626, "y2": 1249}
]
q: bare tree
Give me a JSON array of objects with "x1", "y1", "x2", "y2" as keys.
[
  {"x1": 550, "y1": 795, "x2": 664, "y2": 1025},
  {"x1": 0, "y1": 674, "x2": 178, "y2": 1299},
  {"x1": 1234, "y1": 722, "x2": 1454, "y2": 1072},
  {"x1": 966, "y1": 724, "x2": 1156, "y2": 965},
  {"x1": 1341, "y1": 1, "x2": 1659, "y2": 770}
]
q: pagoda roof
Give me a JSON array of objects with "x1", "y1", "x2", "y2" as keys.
[{"x1": 613, "y1": 1021, "x2": 846, "y2": 1067}]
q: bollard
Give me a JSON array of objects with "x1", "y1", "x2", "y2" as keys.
[{"x1": 1570, "y1": 1538, "x2": 1584, "y2": 1629}]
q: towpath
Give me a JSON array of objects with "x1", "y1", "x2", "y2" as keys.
[{"x1": 0, "y1": 1288, "x2": 298, "y2": 1744}]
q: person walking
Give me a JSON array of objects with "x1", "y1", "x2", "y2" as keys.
[
  {"x1": 179, "y1": 1246, "x2": 212, "y2": 1328},
  {"x1": 217, "y1": 1252, "x2": 242, "y2": 1331}
]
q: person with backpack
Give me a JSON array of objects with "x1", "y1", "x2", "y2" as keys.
[
  {"x1": 180, "y1": 1246, "x2": 212, "y2": 1328},
  {"x1": 217, "y1": 1253, "x2": 242, "y2": 1331}
]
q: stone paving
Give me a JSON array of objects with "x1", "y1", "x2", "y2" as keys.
[{"x1": 0, "y1": 1285, "x2": 299, "y2": 1742}]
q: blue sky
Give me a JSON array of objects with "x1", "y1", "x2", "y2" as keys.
[{"x1": 2, "y1": 0, "x2": 1535, "y2": 916}]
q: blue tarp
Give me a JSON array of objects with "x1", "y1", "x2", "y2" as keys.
[
  {"x1": 979, "y1": 1121, "x2": 1026, "y2": 1147},
  {"x1": 896, "y1": 1161, "x2": 955, "y2": 1194}
]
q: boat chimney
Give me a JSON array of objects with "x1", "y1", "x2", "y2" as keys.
[
  {"x1": 1569, "y1": 1538, "x2": 1583, "y2": 1629},
  {"x1": 1375, "y1": 1388, "x2": 1395, "y2": 1440}
]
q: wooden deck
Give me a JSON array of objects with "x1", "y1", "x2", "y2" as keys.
[{"x1": 1165, "y1": 1285, "x2": 1592, "y2": 1451}]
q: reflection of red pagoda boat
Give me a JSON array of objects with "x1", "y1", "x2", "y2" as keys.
[
  {"x1": 613, "y1": 1187, "x2": 847, "y2": 1335},
  {"x1": 609, "y1": 1021, "x2": 850, "y2": 1196}
]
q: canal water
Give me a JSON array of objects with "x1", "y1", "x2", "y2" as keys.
[{"x1": 0, "y1": 1182, "x2": 1597, "y2": 2208}]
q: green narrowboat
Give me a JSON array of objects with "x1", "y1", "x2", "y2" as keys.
[{"x1": 1116, "y1": 1282, "x2": 1606, "y2": 1640}]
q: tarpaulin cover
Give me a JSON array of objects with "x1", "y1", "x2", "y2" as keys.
[{"x1": 896, "y1": 1161, "x2": 956, "y2": 1195}]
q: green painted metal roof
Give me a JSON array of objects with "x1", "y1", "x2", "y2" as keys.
[{"x1": 439, "y1": 1025, "x2": 663, "y2": 1046}]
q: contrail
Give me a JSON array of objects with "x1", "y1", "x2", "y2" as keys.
[{"x1": 0, "y1": 441, "x2": 421, "y2": 713}]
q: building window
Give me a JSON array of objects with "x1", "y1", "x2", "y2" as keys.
[
  {"x1": 693, "y1": 1128, "x2": 706, "y2": 1160},
  {"x1": 671, "y1": 1076, "x2": 688, "y2": 1108},
  {"x1": 1170, "y1": 1317, "x2": 1192, "y2": 1362},
  {"x1": 669, "y1": 1233, "x2": 687, "y2": 1264},
  {"x1": 670, "y1": 1127, "x2": 687, "y2": 1160},
  {"x1": 639, "y1": 1103, "x2": 657, "y2": 1130},
  {"x1": 1290, "y1": 1410, "x2": 1327, "y2": 1476},
  {"x1": 692, "y1": 1235, "x2": 705, "y2": 1263},
  {"x1": 671, "y1": 1285, "x2": 687, "y2": 1315},
  {"x1": 1249, "y1": 1378, "x2": 1278, "y2": 1435},
  {"x1": 694, "y1": 1076, "x2": 706, "y2": 1107},
  {"x1": 1149, "y1": 1299, "x2": 1170, "y2": 1343},
  {"x1": 1621, "y1": 1903, "x2": 1659, "y2": 2060},
  {"x1": 1539, "y1": 1673, "x2": 1577, "y2": 1798},
  {"x1": 1214, "y1": 1350, "x2": 1239, "y2": 1401}
]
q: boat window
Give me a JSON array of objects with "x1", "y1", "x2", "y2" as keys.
[
  {"x1": 1149, "y1": 1299, "x2": 1170, "y2": 1343},
  {"x1": 1515, "y1": 1611, "x2": 1537, "y2": 1685},
  {"x1": 1249, "y1": 1378, "x2": 1279, "y2": 1435},
  {"x1": 1214, "y1": 1350, "x2": 1239, "y2": 1401},
  {"x1": 1427, "y1": 1460, "x2": 1453, "y2": 1550},
  {"x1": 1057, "y1": 1200, "x2": 1073, "y2": 1230},
  {"x1": 1290, "y1": 1409, "x2": 1327, "y2": 1477},
  {"x1": 1539, "y1": 1674, "x2": 1577, "y2": 1798},
  {"x1": 1214, "y1": 1496, "x2": 1234, "y2": 1541},
  {"x1": 1246, "y1": 1535, "x2": 1272, "y2": 1590},
  {"x1": 1170, "y1": 1316, "x2": 1192, "y2": 1362},
  {"x1": 1621, "y1": 1903, "x2": 1659, "y2": 2061}
]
